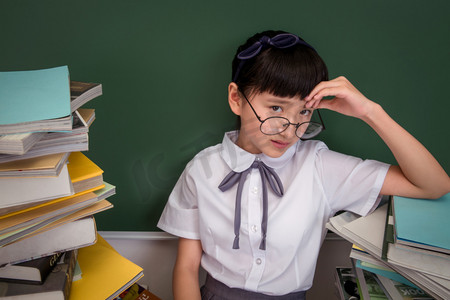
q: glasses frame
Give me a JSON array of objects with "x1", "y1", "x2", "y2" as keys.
[{"x1": 239, "y1": 88, "x2": 326, "y2": 140}]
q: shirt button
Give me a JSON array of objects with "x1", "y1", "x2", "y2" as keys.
[
  {"x1": 251, "y1": 225, "x2": 258, "y2": 232},
  {"x1": 252, "y1": 187, "x2": 258, "y2": 194},
  {"x1": 255, "y1": 258, "x2": 262, "y2": 265}
]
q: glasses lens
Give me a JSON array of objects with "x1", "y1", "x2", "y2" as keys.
[
  {"x1": 260, "y1": 117, "x2": 289, "y2": 135},
  {"x1": 296, "y1": 122, "x2": 323, "y2": 140}
]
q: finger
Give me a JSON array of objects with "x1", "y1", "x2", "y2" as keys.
[
  {"x1": 305, "y1": 80, "x2": 341, "y2": 101},
  {"x1": 308, "y1": 86, "x2": 344, "y2": 102}
]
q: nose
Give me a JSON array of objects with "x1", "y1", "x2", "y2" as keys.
[{"x1": 279, "y1": 123, "x2": 297, "y2": 139}]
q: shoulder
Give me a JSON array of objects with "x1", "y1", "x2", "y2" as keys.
[
  {"x1": 294, "y1": 139, "x2": 329, "y2": 158},
  {"x1": 183, "y1": 142, "x2": 225, "y2": 178}
]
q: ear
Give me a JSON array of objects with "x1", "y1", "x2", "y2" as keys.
[{"x1": 228, "y1": 82, "x2": 243, "y2": 116}]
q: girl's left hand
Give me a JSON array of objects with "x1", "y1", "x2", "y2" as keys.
[{"x1": 304, "y1": 76, "x2": 376, "y2": 120}]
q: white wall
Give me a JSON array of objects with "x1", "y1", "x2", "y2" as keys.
[{"x1": 101, "y1": 231, "x2": 353, "y2": 300}]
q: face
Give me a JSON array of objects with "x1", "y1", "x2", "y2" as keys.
[{"x1": 235, "y1": 90, "x2": 314, "y2": 158}]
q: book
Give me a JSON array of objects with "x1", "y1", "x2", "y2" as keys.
[
  {"x1": 0, "y1": 216, "x2": 98, "y2": 266},
  {"x1": 0, "y1": 110, "x2": 89, "y2": 164},
  {"x1": 353, "y1": 262, "x2": 389, "y2": 300},
  {"x1": 0, "y1": 163, "x2": 74, "y2": 210},
  {"x1": 70, "y1": 81, "x2": 102, "y2": 112},
  {"x1": 334, "y1": 267, "x2": 360, "y2": 300},
  {"x1": 0, "y1": 66, "x2": 72, "y2": 135},
  {"x1": 77, "y1": 108, "x2": 95, "y2": 127},
  {"x1": 72, "y1": 261, "x2": 82, "y2": 282},
  {"x1": 113, "y1": 283, "x2": 162, "y2": 300},
  {"x1": 326, "y1": 204, "x2": 450, "y2": 280},
  {"x1": 327, "y1": 205, "x2": 450, "y2": 299},
  {"x1": 383, "y1": 198, "x2": 448, "y2": 261},
  {"x1": 67, "y1": 152, "x2": 104, "y2": 194},
  {"x1": 376, "y1": 274, "x2": 434, "y2": 300},
  {"x1": 0, "y1": 253, "x2": 62, "y2": 285},
  {"x1": 0, "y1": 250, "x2": 76, "y2": 299},
  {"x1": 0, "y1": 152, "x2": 69, "y2": 178},
  {"x1": 356, "y1": 259, "x2": 419, "y2": 289},
  {"x1": 69, "y1": 235, "x2": 144, "y2": 300},
  {"x1": 0, "y1": 132, "x2": 46, "y2": 155},
  {"x1": 0, "y1": 182, "x2": 115, "y2": 244},
  {"x1": 0, "y1": 180, "x2": 113, "y2": 220},
  {"x1": 0, "y1": 199, "x2": 112, "y2": 248},
  {"x1": 392, "y1": 193, "x2": 450, "y2": 255},
  {"x1": 0, "y1": 192, "x2": 98, "y2": 237},
  {"x1": 0, "y1": 182, "x2": 105, "y2": 218}
]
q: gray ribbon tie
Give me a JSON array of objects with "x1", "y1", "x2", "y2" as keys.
[{"x1": 218, "y1": 160, "x2": 284, "y2": 250}]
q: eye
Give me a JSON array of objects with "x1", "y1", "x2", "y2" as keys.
[
  {"x1": 271, "y1": 106, "x2": 282, "y2": 113},
  {"x1": 300, "y1": 109, "x2": 312, "y2": 116}
]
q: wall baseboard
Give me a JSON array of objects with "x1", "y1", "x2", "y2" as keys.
[{"x1": 98, "y1": 231, "x2": 177, "y2": 240}]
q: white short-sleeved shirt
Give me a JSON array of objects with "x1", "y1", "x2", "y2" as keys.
[{"x1": 158, "y1": 131, "x2": 390, "y2": 295}]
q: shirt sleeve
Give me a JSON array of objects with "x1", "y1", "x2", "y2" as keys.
[
  {"x1": 157, "y1": 163, "x2": 201, "y2": 240},
  {"x1": 315, "y1": 147, "x2": 390, "y2": 216}
]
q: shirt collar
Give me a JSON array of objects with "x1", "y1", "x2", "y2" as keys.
[{"x1": 220, "y1": 130, "x2": 298, "y2": 172}]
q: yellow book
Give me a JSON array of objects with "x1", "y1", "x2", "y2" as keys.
[
  {"x1": 70, "y1": 235, "x2": 144, "y2": 300},
  {"x1": 67, "y1": 152, "x2": 104, "y2": 194}
]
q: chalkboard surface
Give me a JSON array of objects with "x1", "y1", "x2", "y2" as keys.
[{"x1": 1, "y1": 1, "x2": 448, "y2": 231}]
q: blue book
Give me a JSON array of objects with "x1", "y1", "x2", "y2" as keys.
[
  {"x1": 355, "y1": 259, "x2": 418, "y2": 289},
  {"x1": 393, "y1": 193, "x2": 450, "y2": 254},
  {"x1": 0, "y1": 66, "x2": 72, "y2": 134}
]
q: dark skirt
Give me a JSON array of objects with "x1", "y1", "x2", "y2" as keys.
[{"x1": 201, "y1": 274, "x2": 307, "y2": 300}]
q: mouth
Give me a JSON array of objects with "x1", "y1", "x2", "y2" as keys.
[{"x1": 270, "y1": 139, "x2": 290, "y2": 149}]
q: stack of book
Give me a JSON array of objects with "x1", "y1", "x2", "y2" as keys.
[
  {"x1": 0, "y1": 66, "x2": 146, "y2": 299},
  {"x1": 327, "y1": 193, "x2": 450, "y2": 300}
]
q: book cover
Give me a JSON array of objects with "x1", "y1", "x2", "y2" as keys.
[
  {"x1": 114, "y1": 283, "x2": 162, "y2": 300},
  {"x1": 69, "y1": 235, "x2": 144, "y2": 300},
  {"x1": 354, "y1": 264, "x2": 389, "y2": 300},
  {"x1": 0, "y1": 250, "x2": 76, "y2": 299},
  {"x1": 0, "y1": 66, "x2": 72, "y2": 134},
  {"x1": 393, "y1": 193, "x2": 450, "y2": 254},
  {"x1": 0, "y1": 163, "x2": 74, "y2": 210},
  {"x1": 67, "y1": 152, "x2": 104, "y2": 194},
  {"x1": 0, "y1": 253, "x2": 61, "y2": 285},
  {"x1": 376, "y1": 274, "x2": 434, "y2": 300},
  {"x1": 0, "y1": 216, "x2": 98, "y2": 266},
  {"x1": 356, "y1": 259, "x2": 418, "y2": 289}
]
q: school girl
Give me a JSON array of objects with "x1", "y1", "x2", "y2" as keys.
[{"x1": 157, "y1": 30, "x2": 450, "y2": 299}]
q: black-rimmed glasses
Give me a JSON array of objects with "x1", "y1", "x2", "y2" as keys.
[{"x1": 239, "y1": 89, "x2": 325, "y2": 140}]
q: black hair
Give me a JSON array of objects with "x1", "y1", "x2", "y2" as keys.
[{"x1": 232, "y1": 30, "x2": 329, "y2": 99}]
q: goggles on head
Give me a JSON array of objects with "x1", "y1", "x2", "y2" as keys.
[{"x1": 233, "y1": 33, "x2": 316, "y2": 82}]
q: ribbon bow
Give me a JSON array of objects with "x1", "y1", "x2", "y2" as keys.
[{"x1": 218, "y1": 159, "x2": 284, "y2": 250}]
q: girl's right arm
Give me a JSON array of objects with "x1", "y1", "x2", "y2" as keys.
[{"x1": 173, "y1": 237, "x2": 203, "y2": 300}]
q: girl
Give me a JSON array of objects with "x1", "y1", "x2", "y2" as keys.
[{"x1": 157, "y1": 30, "x2": 450, "y2": 299}]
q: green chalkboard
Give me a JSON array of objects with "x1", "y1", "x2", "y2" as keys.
[{"x1": 1, "y1": 1, "x2": 448, "y2": 231}]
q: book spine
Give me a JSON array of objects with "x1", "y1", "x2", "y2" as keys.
[{"x1": 63, "y1": 250, "x2": 77, "y2": 299}]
